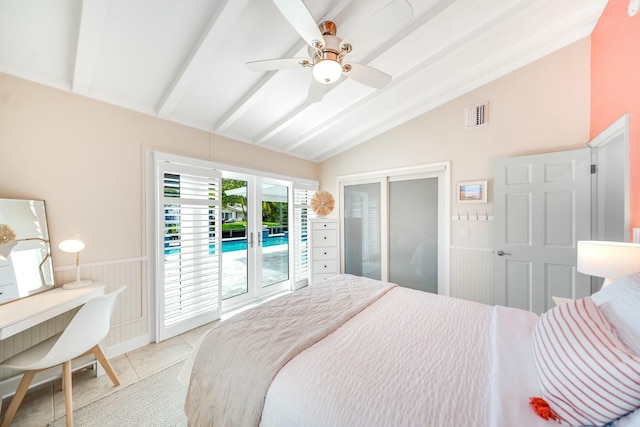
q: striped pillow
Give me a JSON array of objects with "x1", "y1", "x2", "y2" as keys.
[{"x1": 531, "y1": 297, "x2": 640, "y2": 426}]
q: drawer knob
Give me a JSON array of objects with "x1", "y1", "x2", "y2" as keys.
[
  {"x1": 323, "y1": 237, "x2": 327, "y2": 240},
  {"x1": 324, "y1": 251, "x2": 327, "y2": 255}
]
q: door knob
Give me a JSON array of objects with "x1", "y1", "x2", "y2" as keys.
[{"x1": 495, "y1": 250, "x2": 511, "y2": 256}]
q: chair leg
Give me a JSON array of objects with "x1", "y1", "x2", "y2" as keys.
[
  {"x1": 63, "y1": 360, "x2": 73, "y2": 427},
  {"x1": 91, "y1": 345, "x2": 120, "y2": 387},
  {"x1": 0, "y1": 370, "x2": 37, "y2": 427}
]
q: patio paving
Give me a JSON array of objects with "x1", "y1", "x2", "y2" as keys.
[{"x1": 221, "y1": 244, "x2": 289, "y2": 299}]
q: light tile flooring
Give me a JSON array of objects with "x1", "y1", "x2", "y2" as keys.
[{"x1": 0, "y1": 321, "x2": 218, "y2": 427}]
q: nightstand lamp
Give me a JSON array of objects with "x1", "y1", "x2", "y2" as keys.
[
  {"x1": 577, "y1": 240, "x2": 640, "y2": 288},
  {"x1": 59, "y1": 239, "x2": 93, "y2": 290}
]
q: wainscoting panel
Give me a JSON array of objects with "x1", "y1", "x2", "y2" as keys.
[
  {"x1": 0, "y1": 257, "x2": 148, "y2": 383},
  {"x1": 449, "y1": 247, "x2": 494, "y2": 305}
]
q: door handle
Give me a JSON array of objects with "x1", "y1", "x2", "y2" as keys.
[
  {"x1": 249, "y1": 232, "x2": 254, "y2": 248},
  {"x1": 495, "y1": 250, "x2": 511, "y2": 256}
]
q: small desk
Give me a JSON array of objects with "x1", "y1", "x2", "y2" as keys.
[{"x1": 0, "y1": 284, "x2": 105, "y2": 340}]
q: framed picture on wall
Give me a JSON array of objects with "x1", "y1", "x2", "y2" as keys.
[{"x1": 457, "y1": 180, "x2": 487, "y2": 204}]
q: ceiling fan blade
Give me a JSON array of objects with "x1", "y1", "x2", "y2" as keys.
[
  {"x1": 272, "y1": 0, "x2": 324, "y2": 48},
  {"x1": 306, "y1": 78, "x2": 329, "y2": 103},
  {"x1": 340, "y1": 0, "x2": 413, "y2": 52},
  {"x1": 246, "y1": 57, "x2": 309, "y2": 72},
  {"x1": 343, "y1": 63, "x2": 391, "y2": 89}
]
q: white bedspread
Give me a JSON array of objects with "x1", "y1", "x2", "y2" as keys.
[
  {"x1": 261, "y1": 286, "x2": 494, "y2": 427},
  {"x1": 184, "y1": 275, "x2": 562, "y2": 427}
]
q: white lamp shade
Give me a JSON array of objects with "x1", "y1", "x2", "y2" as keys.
[
  {"x1": 59, "y1": 239, "x2": 85, "y2": 253},
  {"x1": 58, "y1": 238, "x2": 92, "y2": 289},
  {"x1": 313, "y1": 60, "x2": 342, "y2": 84},
  {"x1": 577, "y1": 240, "x2": 640, "y2": 281}
]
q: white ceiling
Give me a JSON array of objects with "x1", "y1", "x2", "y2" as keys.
[{"x1": 0, "y1": 0, "x2": 607, "y2": 162}]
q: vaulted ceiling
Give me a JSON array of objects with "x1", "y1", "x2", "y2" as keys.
[{"x1": 0, "y1": 0, "x2": 607, "y2": 162}]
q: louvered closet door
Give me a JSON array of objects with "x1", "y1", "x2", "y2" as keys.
[{"x1": 156, "y1": 162, "x2": 222, "y2": 342}]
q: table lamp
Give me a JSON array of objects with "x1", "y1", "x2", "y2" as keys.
[
  {"x1": 59, "y1": 239, "x2": 93, "y2": 290},
  {"x1": 577, "y1": 240, "x2": 640, "y2": 288}
]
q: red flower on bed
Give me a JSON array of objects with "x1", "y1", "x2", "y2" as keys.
[{"x1": 530, "y1": 397, "x2": 559, "y2": 422}]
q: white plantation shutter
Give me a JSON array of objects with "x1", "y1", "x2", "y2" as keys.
[
  {"x1": 292, "y1": 183, "x2": 317, "y2": 290},
  {"x1": 156, "y1": 161, "x2": 222, "y2": 342}
]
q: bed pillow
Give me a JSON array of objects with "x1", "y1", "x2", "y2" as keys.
[
  {"x1": 591, "y1": 272, "x2": 640, "y2": 356},
  {"x1": 531, "y1": 297, "x2": 640, "y2": 426}
]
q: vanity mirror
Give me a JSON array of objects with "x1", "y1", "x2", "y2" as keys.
[{"x1": 0, "y1": 198, "x2": 54, "y2": 304}]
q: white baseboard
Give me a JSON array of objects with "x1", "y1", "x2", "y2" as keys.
[{"x1": 105, "y1": 334, "x2": 152, "y2": 359}]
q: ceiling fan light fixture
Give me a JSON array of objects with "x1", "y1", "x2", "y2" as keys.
[{"x1": 312, "y1": 59, "x2": 342, "y2": 84}]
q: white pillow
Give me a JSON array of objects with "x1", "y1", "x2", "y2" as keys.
[
  {"x1": 531, "y1": 297, "x2": 640, "y2": 426},
  {"x1": 591, "y1": 271, "x2": 640, "y2": 356}
]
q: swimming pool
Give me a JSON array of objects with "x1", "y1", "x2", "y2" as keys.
[
  {"x1": 222, "y1": 235, "x2": 288, "y2": 252},
  {"x1": 165, "y1": 235, "x2": 288, "y2": 255}
]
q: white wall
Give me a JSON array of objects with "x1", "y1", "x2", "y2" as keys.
[{"x1": 319, "y1": 38, "x2": 591, "y2": 299}]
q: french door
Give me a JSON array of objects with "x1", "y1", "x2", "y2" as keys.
[
  {"x1": 156, "y1": 161, "x2": 222, "y2": 342},
  {"x1": 150, "y1": 151, "x2": 316, "y2": 342},
  {"x1": 220, "y1": 174, "x2": 290, "y2": 311}
]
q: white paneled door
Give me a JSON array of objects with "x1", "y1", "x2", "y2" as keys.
[{"x1": 493, "y1": 148, "x2": 591, "y2": 314}]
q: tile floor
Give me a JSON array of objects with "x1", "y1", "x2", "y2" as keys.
[{"x1": 0, "y1": 321, "x2": 217, "y2": 427}]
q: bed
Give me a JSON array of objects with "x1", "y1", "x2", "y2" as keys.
[{"x1": 181, "y1": 273, "x2": 640, "y2": 427}]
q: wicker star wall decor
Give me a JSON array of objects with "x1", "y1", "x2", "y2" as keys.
[{"x1": 310, "y1": 191, "x2": 335, "y2": 217}]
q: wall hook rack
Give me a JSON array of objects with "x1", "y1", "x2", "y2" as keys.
[{"x1": 452, "y1": 212, "x2": 494, "y2": 221}]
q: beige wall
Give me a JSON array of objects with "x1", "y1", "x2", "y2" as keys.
[
  {"x1": 0, "y1": 73, "x2": 318, "y2": 263},
  {"x1": 319, "y1": 38, "x2": 592, "y2": 250},
  {"x1": 0, "y1": 72, "x2": 318, "y2": 379}
]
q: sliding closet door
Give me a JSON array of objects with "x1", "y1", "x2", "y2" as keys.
[
  {"x1": 339, "y1": 162, "x2": 450, "y2": 295},
  {"x1": 389, "y1": 177, "x2": 438, "y2": 293},
  {"x1": 343, "y1": 182, "x2": 383, "y2": 280}
]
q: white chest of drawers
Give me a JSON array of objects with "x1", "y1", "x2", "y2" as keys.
[{"x1": 309, "y1": 218, "x2": 339, "y2": 285}]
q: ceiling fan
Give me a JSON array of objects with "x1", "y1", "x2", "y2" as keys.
[{"x1": 246, "y1": 0, "x2": 413, "y2": 103}]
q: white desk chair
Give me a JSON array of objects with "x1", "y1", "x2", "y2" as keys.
[{"x1": 0, "y1": 286, "x2": 125, "y2": 427}]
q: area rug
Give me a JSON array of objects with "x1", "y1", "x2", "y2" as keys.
[{"x1": 49, "y1": 361, "x2": 188, "y2": 427}]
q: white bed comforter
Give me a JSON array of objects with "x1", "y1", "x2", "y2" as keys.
[
  {"x1": 261, "y1": 283, "x2": 495, "y2": 426},
  {"x1": 185, "y1": 274, "x2": 558, "y2": 427},
  {"x1": 260, "y1": 284, "x2": 557, "y2": 427}
]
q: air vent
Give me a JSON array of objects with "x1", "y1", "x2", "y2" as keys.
[{"x1": 464, "y1": 102, "x2": 488, "y2": 128}]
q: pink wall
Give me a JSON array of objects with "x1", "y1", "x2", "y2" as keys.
[{"x1": 591, "y1": 0, "x2": 640, "y2": 238}]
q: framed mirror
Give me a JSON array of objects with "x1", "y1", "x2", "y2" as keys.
[{"x1": 0, "y1": 198, "x2": 54, "y2": 304}]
